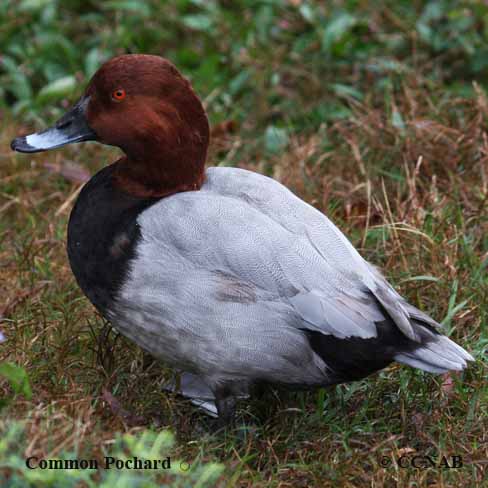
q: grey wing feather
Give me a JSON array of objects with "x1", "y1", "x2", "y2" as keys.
[
  {"x1": 204, "y1": 167, "x2": 432, "y2": 341},
  {"x1": 369, "y1": 284, "x2": 418, "y2": 341},
  {"x1": 289, "y1": 290, "x2": 379, "y2": 339},
  {"x1": 367, "y1": 263, "x2": 442, "y2": 339}
]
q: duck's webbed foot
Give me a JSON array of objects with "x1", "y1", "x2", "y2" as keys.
[
  {"x1": 162, "y1": 371, "x2": 219, "y2": 417},
  {"x1": 215, "y1": 388, "x2": 237, "y2": 428},
  {"x1": 162, "y1": 372, "x2": 249, "y2": 429}
]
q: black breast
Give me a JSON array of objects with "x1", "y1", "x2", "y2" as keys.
[{"x1": 67, "y1": 164, "x2": 156, "y2": 316}]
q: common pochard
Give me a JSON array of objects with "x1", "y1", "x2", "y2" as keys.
[{"x1": 11, "y1": 54, "x2": 473, "y2": 423}]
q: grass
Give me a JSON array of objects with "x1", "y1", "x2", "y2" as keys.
[{"x1": 1, "y1": 1, "x2": 487, "y2": 486}]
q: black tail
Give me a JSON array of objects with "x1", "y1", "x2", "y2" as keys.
[{"x1": 303, "y1": 319, "x2": 473, "y2": 382}]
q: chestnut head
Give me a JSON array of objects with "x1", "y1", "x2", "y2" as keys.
[{"x1": 11, "y1": 54, "x2": 210, "y2": 197}]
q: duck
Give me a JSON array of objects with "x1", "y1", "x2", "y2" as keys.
[{"x1": 11, "y1": 54, "x2": 473, "y2": 423}]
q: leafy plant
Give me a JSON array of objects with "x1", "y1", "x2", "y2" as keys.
[
  {"x1": 2, "y1": 1, "x2": 488, "y2": 131},
  {"x1": 0, "y1": 363, "x2": 32, "y2": 410}
]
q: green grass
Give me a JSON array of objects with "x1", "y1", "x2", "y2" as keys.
[{"x1": 1, "y1": 1, "x2": 487, "y2": 486}]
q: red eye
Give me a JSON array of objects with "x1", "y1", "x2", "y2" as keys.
[{"x1": 112, "y1": 89, "x2": 126, "y2": 101}]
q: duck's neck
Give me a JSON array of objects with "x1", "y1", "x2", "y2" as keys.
[
  {"x1": 112, "y1": 105, "x2": 209, "y2": 198},
  {"x1": 113, "y1": 152, "x2": 206, "y2": 199}
]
